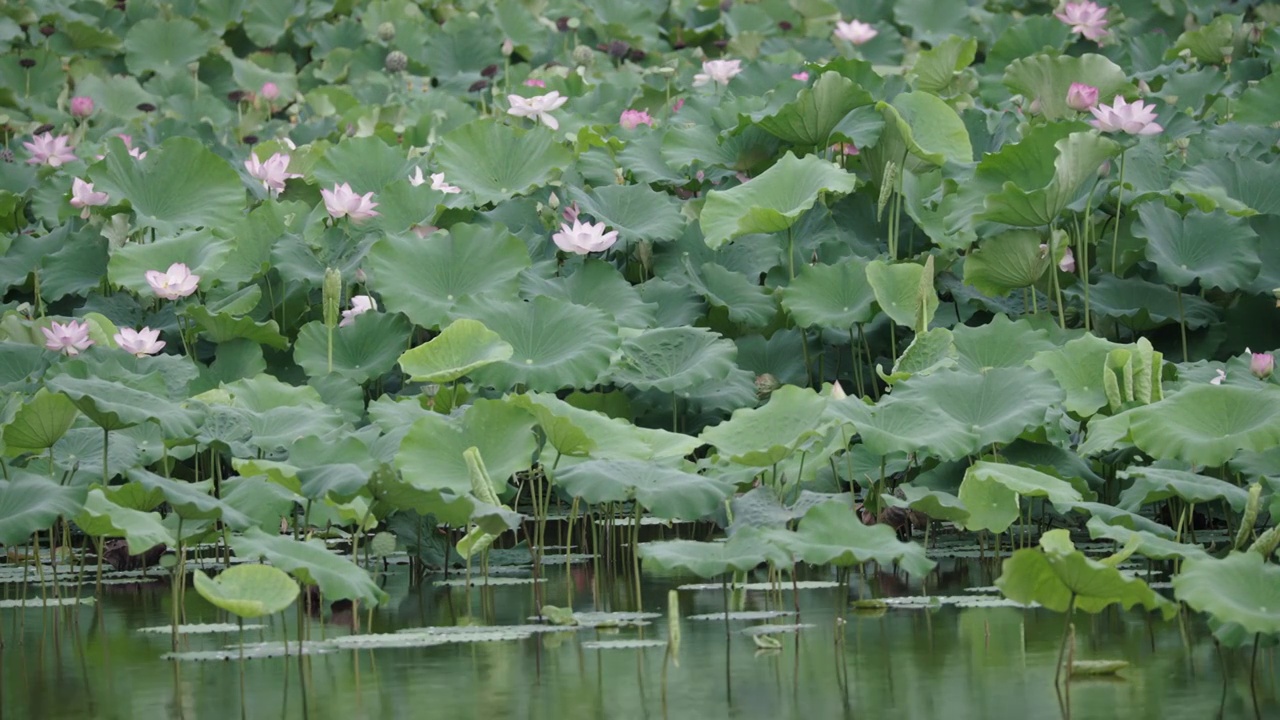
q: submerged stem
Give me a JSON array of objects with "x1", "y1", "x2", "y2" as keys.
[{"x1": 1054, "y1": 593, "x2": 1077, "y2": 688}]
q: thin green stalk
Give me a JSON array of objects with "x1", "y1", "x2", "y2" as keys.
[
  {"x1": 1055, "y1": 593, "x2": 1076, "y2": 688},
  {"x1": 1176, "y1": 287, "x2": 1188, "y2": 362},
  {"x1": 1110, "y1": 149, "x2": 1128, "y2": 276}
]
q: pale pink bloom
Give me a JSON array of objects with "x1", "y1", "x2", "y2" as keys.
[
  {"x1": 431, "y1": 172, "x2": 461, "y2": 194},
  {"x1": 321, "y1": 182, "x2": 380, "y2": 222},
  {"x1": 1089, "y1": 96, "x2": 1163, "y2": 135},
  {"x1": 563, "y1": 202, "x2": 580, "y2": 224},
  {"x1": 409, "y1": 167, "x2": 428, "y2": 187},
  {"x1": 70, "y1": 96, "x2": 94, "y2": 118},
  {"x1": 69, "y1": 178, "x2": 109, "y2": 219},
  {"x1": 95, "y1": 134, "x2": 146, "y2": 162},
  {"x1": 791, "y1": 72, "x2": 809, "y2": 82},
  {"x1": 833, "y1": 19, "x2": 877, "y2": 45},
  {"x1": 1055, "y1": 1, "x2": 1110, "y2": 42},
  {"x1": 830, "y1": 381, "x2": 846, "y2": 400},
  {"x1": 552, "y1": 220, "x2": 619, "y2": 254},
  {"x1": 830, "y1": 142, "x2": 859, "y2": 156},
  {"x1": 146, "y1": 263, "x2": 200, "y2": 300},
  {"x1": 42, "y1": 320, "x2": 94, "y2": 356},
  {"x1": 1066, "y1": 82, "x2": 1099, "y2": 111},
  {"x1": 693, "y1": 59, "x2": 742, "y2": 87},
  {"x1": 619, "y1": 109, "x2": 653, "y2": 129},
  {"x1": 244, "y1": 152, "x2": 301, "y2": 197},
  {"x1": 1210, "y1": 369, "x2": 1227, "y2": 385},
  {"x1": 506, "y1": 91, "x2": 569, "y2": 130},
  {"x1": 260, "y1": 82, "x2": 279, "y2": 101},
  {"x1": 1058, "y1": 247, "x2": 1076, "y2": 273},
  {"x1": 523, "y1": 78, "x2": 546, "y2": 88},
  {"x1": 1247, "y1": 348, "x2": 1274, "y2": 379},
  {"x1": 411, "y1": 224, "x2": 439, "y2": 239},
  {"x1": 113, "y1": 327, "x2": 165, "y2": 357},
  {"x1": 24, "y1": 132, "x2": 77, "y2": 167},
  {"x1": 339, "y1": 295, "x2": 377, "y2": 327}
]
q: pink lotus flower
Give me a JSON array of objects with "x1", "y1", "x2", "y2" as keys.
[
  {"x1": 1058, "y1": 247, "x2": 1076, "y2": 273},
  {"x1": 792, "y1": 72, "x2": 810, "y2": 82},
  {"x1": 70, "y1": 96, "x2": 94, "y2": 118},
  {"x1": 1247, "y1": 348, "x2": 1274, "y2": 379},
  {"x1": 321, "y1": 183, "x2": 380, "y2": 222},
  {"x1": 523, "y1": 78, "x2": 546, "y2": 88},
  {"x1": 146, "y1": 263, "x2": 200, "y2": 300},
  {"x1": 113, "y1": 327, "x2": 165, "y2": 357},
  {"x1": 506, "y1": 91, "x2": 569, "y2": 130},
  {"x1": 833, "y1": 19, "x2": 878, "y2": 45},
  {"x1": 339, "y1": 295, "x2": 377, "y2": 327},
  {"x1": 408, "y1": 167, "x2": 462, "y2": 194},
  {"x1": 830, "y1": 142, "x2": 859, "y2": 156},
  {"x1": 24, "y1": 132, "x2": 77, "y2": 167},
  {"x1": 69, "y1": 178, "x2": 110, "y2": 219},
  {"x1": 1055, "y1": 1, "x2": 1110, "y2": 42},
  {"x1": 619, "y1": 109, "x2": 653, "y2": 129},
  {"x1": 1089, "y1": 96, "x2": 1163, "y2": 135},
  {"x1": 1066, "y1": 82, "x2": 1099, "y2": 111},
  {"x1": 562, "y1": 202, "x2": 580, "y2": 224},
  {"x1": 94, "y1": 134, "x2": 147, "y2": 162},
  {"x1": 244, "y1": 152, "x2": 301, "y2": 197},
  {"x1": 672, "y1": 98, "x2": 685, "y2": 113},
  {"x1": 260, "y1": 82, "x2": 279, "y2": 101},
  {"x1": 693, "y1": 59, "x2": 742, "y2": 87},
  {"x1": 42, "y1": 320, "x2": 94, "y2": 356},
  {"x1": 552, "y1": 220, "x2": 619, "y2": 254}
]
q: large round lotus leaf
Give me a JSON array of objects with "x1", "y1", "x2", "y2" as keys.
[
  {"x1": 700, "y1": 152, "x2": 859, "y2": 250},
  {"x1": 568, "y1": 184, "x2": 686, "y2": 244},
  {"x1": 107, "y1": 228, "x2": 231, "y2": 297},
  {"x1": 879, "y1": 327, "x2": 958, "y2": 384},
  {"x1": 365, "y1": 224, "x2": 530, "y2": 330},
  {"x1": 996, "y1": 530, "x2": 1176, "y2": 618},
  {"x1": 0, "y1": 472, "x2": 87, "y2": 546},
  {"x1": 828, "y1": 394, "x2": 979, "y2": 460},
  {"x1": 767, "y1": 500, "x2": 935, "y2": 578},
  {"x1": 755, "y1": 71, "x2": 873, "y2": 147},
  {"x1": 398, "y1": 319, "x2": 514, "y2": 384},
  {"x1": 685, "y1": 262, "x2": 777, "y2": 329},
  {"x1": 1124, "y1": 385, "x2": 1280, "y2": 467},
  {"x1": 908, "y1": 36, "x2": 977, "y2": 94},
  {"x1": 312, "y1": 136, "x2": 413, "y2": 194},
  {"x1": 507, "y1": 392, "x2": 699, "y2": 462},
  {"x1": 1074, "y1": 274, "x2": 1219, "y2": 331},
  {"x1": 74, "y1": 488, "x2": 175, "y2": 551},
  {"x1": 953, "y1": 315, "x2": 1056, "y2": 372},
  {"x1": 866, "y1": 256, "x2": 938, "y2": 332},
  {"x1": 779, "y1": 257, "x2": 876, "y2": 330},
  {"x1": 1173, "y1": 552, "x2": 1280, "y2": 636},
  {"x1": 875, "y1": 91, "x2": 973, "y2": 170},
  {"x1": 895, "y1": 484, "x2": 970, "y2": 524},
  {"x1": 395, "y1": 399, "x2": 535, "y2": 496},
  {"x1": 123, "y1": 18, "x2": 216, "y2": 77},
  {"x1": 520, "y1": 260, "x2": 657, "y2": 330},
  {"x1": 435, "y1": 120, "x2": 574, "y2": 205},
  {"x1": 465, "y1": 296, "x2": 619, "y2": 392},
  {"x1": 45, "y1": 361, "x2": 201, "y2": 437},
  {"x1": 1117, "y1": 466, "x2": 1252, "y2": 513},
  {"x1": 3, "y1": 387, "x2": 78, "y2": 454},
  {"x1": 230, "y1": 528, "x2": 388, "y2": 607},
  {"x1": 962, "y1": 230, "x2": 1051, "y2": 296},
  {"x1": 90, "y1": 138, "x2": 245, "y2": 235},
  {"x1": 185, "y1": 306, "x2": 287, "y2": 350},
  {"x1": 1135, "y1": 204, "x2": 1260, "y2": 292},
  {"x1": 977, "y1": 129, "x2": 1120, "y2": 228},
  {"x1": 1029, "y1": 333, "x2": 1131, "y2": 417},
  {"x1": 1172, "y1": 158, "x2": 1280, "y2": 219},
  {"x1": 193, "y1": 565, "x2": 299, "y2": 619},
  {"x1": 700, "y1": 385, "x2": 829, "y2": 467},
  {"x1": 552, "y1": 459, "x2": 733, "y2": 520},
  {"x1": 1235, "y1": 73, "x2": 1280, "y2": 126},
  {"x1": 958, "y1": 461, "x2": 1087, "y2": 533},
  {"x1": 127, "y1": 468, "x2": 253, "y2": 528},
  {"x1": 1002, "y1": 53, "x2": 1134, "y2": 122},
  {"x1": 638, "y1": 527, "x2": 791, "y2": 578},
  {"x1": 293, "y1": 312, "x2": 412, "y2": 384},
  {"x1": 609, "y1": 326, "x2": 738, "y2": 395},
  {"x1": 1085, "y1": 517, "x2": 1209, "y2": 562}
]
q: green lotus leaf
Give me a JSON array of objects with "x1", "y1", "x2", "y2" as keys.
[
  {"x1": 552, "y1": 459, "x2": 733, "y2": 520},
  {"x1": 193, "y1": 565, "x2": 299, "y2": 619},
  {"x1": 754, "y1": 71, "x2": 873, "y2": 146},
  {"x1": 1234, "y1": 72, "x2": 1280, "y2": 126},
  {"x1": 1029, "y1": 334, "x2": 1128, "y2": 417},
  {"x1": 0, "y1": 471, "x2": 87, "y2": 546},
  {"x1": 106, "y1": 228, "x2": 231, "y2": 296},
  {"x1": 908, "y1": 36, "x2": 978, "y2": 95},
  {"x1": 75, "y1": 488, "x2": 175, "y2": 551},
  {"x1": 293, "y1": 312, "x2": 412, "y2": 384},
  {"x1": 507, "y1": 392, "x2": 699, "y2": 462},
  {"x1": 958, "y1": 461, "x2": 1086, "y2": 533},
  {"x1": 230, "y1": 527, "x2": 388, "y2": 607},
  {"x1": 1085, "y1": 517, "x2": 1209, "y2": 562},
  {"x1": 127, "y1": 468, "x2": 254, "y2": 528},
  {"x1": 1117, "y1": 466, "x2": 1252, "y2": 513},
  {"x1": 366, "y1": 224, "x2": 530, "y2": 330},
  {"x1": 638, "y1": 527, "x2": 790, "y2": 578},
  {"x1": 123, "y1": 18, "x2": 216, "y2": 77},
  {"x1": 46, "y1": 362, "x2": 201, "y2": 437},
  {"x1": 700, "y1": 385, "x2": 829, "y2": 467},
  {"x1": 1002, "y1": 53, "x2": 1134, "y2": 122},
  {"x1": 779, "y1": 257, "x2": 876, "y2": 330},
  {"x1": 874, "y1": 91, "x2": 973, "y2": 170},
  {"x1": 953, "y1": 315, "x2": 1056, "y2": 372},
  {"x1": 1125, "y1": 385, "x2": 1280, "y2": 467},
  {"x1": 465, "y1": 296, "x2": 620, "y2": 392},
  {"x1": 963, "y1": 229, "x2": 1052, "y2": 296},
  {"x1": 396, "y1": 399, "x2": 535, "y2": 496},
  {"x1": 398, "y1": 318, "x2": 514, "y2": 384},
  {"x1": 0, "y1": 343, "x2": 48, "y2": 392},
  {"x1": 3, "y1": 388, "x2": 78, "y2": 454},
  {"x1": 997, "y1": 530, "x2": 1176, "y2": 618},
  {"x1": 185, "y1": 305, "x2": 287, "y2": 350},
  {"x1": 829, "y1": 395, "x2": 979, "y2": 460},
  {"x1": 1171, "y1": 14, "x2": 1239, "y2": 65},
  {"x1": 892, "y1": 0, "x2": 983, "y2": 45},
  {"x1": 373, "y1": 181, "x2": 447, "y2": 235},
  {"x1": 312, "y1": 136, "x2": 413, "y2": 194},
  {"x1": 685, "y1": 262, "x2": 777, "y2": 329},
  {"x1": 879, "y1": 327, "x2": 958, "y2": 384},
  {"x1": 866, "y1": 255, "x2": 938, "y2": 332},
  {"x1": 609, "y1": 326, "x2": 738, "y2": 395},
  {"x1": 519, "y1": 260, "x2": 657, "y2": 330},
  {"x1": 1173, "y1": 552, "x2": 1280, "y2": 636},
  {"x1": 435, "y1": 120, "x2": 574, "y2": 205},
  {"x1": 1136, "y1": 204, "x2": 1260, "y2": 292},
  {"x1": 1171, "y1": 158, "x2": 1280, "y2": 218},
  {"x1": 367, "y1": 468, "x2": 499, "y2": 530},
  {"x1": 569, "y1": 183, "x2": 686, "y2": 244},
  {"x1": 90, "y1": 138, "x2": 245, "y2": 235},
  {"x1": 700, "y1": 152, "x2": 858, "y2": 250},
  {"x1": 895, "y1": 484, "x2": 970, "y2": 524},
  {"x1": 768, "y1": 501, "x2": 935, "y2": 578}
]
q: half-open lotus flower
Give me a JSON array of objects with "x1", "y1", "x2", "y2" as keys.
[
  {"x1": 1059, "y1": 247, "x2": 1076, "y2": 273},
  {"x1": 833, "y1": 19, "x2": 878, "y2": 45},
  {"x1": 321, "y1": 182, "x2": 380, "y2": 221},
  {"x1": 114, "y1": 327, "x2": 165, "y2": 357},
  {"x1": 1055, "y1": 1, "x2": 1110, "y2": 42},
  {"x1": 24, "y1": 132, "x2": 77, "y2": 167},
  {"x1": 619, "y1": 109, "x2": 654, "y2": 129},
  {"x1": 146, "y1": 263, "x2": 200, "y2": 300},
  {"x1": 1089, "y1": 96, "x2": 1163, "y2": 135},
  {"x1": 1066, "y1": 82, "x2": 1099, "y2": 111},
  {"x1": 1247, "y1": 348, "x2": 1274, "y2": 379},
  {"x1": 506, "y1": 91, "x2": 569, "y2": 130},
  {"x1": 431, "y1": 172, "x2": 461, "y2": 194},
  {"x1": 244, "y1": 152, "x2": 301, "y2": 196},
  {"x1": 69, "y1": 178, "x2": 109, "y2": 219},
  {"x1": 340, "y1": 295, "x2": 377, "y2": 327},
  {"x1": 552, "y1": 220, "x2": 619, "y2": 255},
  {"x1": 42, "y1": 320, "x2": 93, "y2": 355},
  {"x1": 692, "y1": 59, "x2": 742, "y2": 87}
]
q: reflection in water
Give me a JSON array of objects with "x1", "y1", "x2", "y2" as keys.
[{"x1": 1, "y1": 560, "x2": 1276, "y2": 720}]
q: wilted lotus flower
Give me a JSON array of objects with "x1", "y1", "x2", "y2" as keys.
[
  {"x1": 430, "y1": 172, "x2": 461, "y2": 194},
  {"x1": 70, "y1": 96, "x2": 94, "y2": 118},
  {"x1": 1089, "y1": 96, "x2": 1163, "y2": 135},
  {"x1": 1055, "y1": 1, "x2": 1110, "y2": 43},
  {"x1": 1247, "y1": 348, "x2": 1274, "y2": 379},
  {"x1": 619, "y1": 109, "x2": 653, "y2": 129},
  {"x1": 146, "y1": 263, "x2": 200, "y2": 300},
  {"x1": 506, "y1": 91, "x2": 569, "y2": 130},
  {"x1": 42, "y1": 320, "x2": 94, "y2": 355},
  {"x1": 1210, "y1": 368, "x2": 1227, "y2": 385},
  {"x1": 833, "y1": 19, "x2": 878, "y2": 45},
  {"x1": 1058, "y1": 247, "x2": 1076, "y2": 272},
  {"x1": 692, "y1": 59, "x2": 742, "y2": 87},
  {"x1": 321, "y1": 182, "x2": 380, "y2": 222},
  {"x1": 260, "y1": 82, "x2": 279, "y2": 101},
  {"x1": 244, "y1": 152, "x2": 301, "y2": 197},
  {"x1": 114, "y1": 327, "x2": 165, "y2": 357},
  {"x1": 830, "y1": 142, "x2": 859, "y2": 156},
  {"x1": 552, "y1": 220, "x2": 619, "y2": 254},
  {"x1": 69, "y1": 177, "x2": 109, "y2": 219},
  {"x1": 339, "y1": 295, "x2": 377, "y2": 327},
  {"x1": 791, "y1": 71, "x2": 810, "y2": 81},
  {"x1": 1066, "y1": 82, "x2": 1099, "y2": 111},
  {"x1": 23, "y1": 132, "x2": 77, "y2": 167}
]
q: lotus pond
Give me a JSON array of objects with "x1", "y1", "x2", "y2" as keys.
[{"x1": 2, "y1": 0, "x2": 1280, "y2": 717}]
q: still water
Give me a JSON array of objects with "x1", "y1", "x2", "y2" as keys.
[{"x1": 2, "y1": 557, "x2": 1276, "y2": 720}]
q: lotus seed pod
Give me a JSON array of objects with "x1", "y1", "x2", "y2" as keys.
[
  {"x1": 572, "y1": 44, "x2": 594, "y2": 67},
  {"x1": 1234, "y1": 483, "x2": 1263, "y2": 550},
  {"x1": 385, "y1": 50, "x2": 408, "y2": 73},
  {"x1": 369, "y1": 532, "x2": 397, "y2": 557},
  {"x1": 323, "y1": 267, "x2": 342, "y2": 328},
  {"x1": 378, "y1": 22, "x2": 396, "y2": 42},
  {"x1": 755, "y1": 373, "x2": 780, "y2": 399}
]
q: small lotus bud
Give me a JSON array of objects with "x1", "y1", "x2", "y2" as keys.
[
  {"x1": 572, "y1": 44, "x2": 594, "y2": 67},
  {"x1": 385, "y1": 50, "x2": 408, "y2": 73},
  {"x1": 1028, "y1": 97, "x2": 1042, "y2": 115},
  {"x1": 1065, "y1": 83, "x2": 1098, "y2": 111},
  {"x1": 1249, "y1": 349, "x2": 1274, "y2": 379},
  {"x1": 355, "y1": 268, "x2": 367, "y2": 284},
  {"x1": 378, "y1": 22, "x2": 396, "y2": 42},
  {"x1": 502, "y1": 38, "x2": 514, "y2": 56},
  {"x1": 70, "y1": 96, "x2": 94, "y2": 118},
  {"x1": 547, "y1": 192, "x2": 559, "y2": 210},
  {"x1": 260, "y1": 82, "x2": 279, "y2": 101},
  {"x1": 323, "y1": 267, "x2": 342, "y2": 329},
  {"x1": 1097, "y1": 159, "x2": 1110, "y2": 178}
]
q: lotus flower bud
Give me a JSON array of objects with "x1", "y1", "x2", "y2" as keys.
[
  {"x1": 1066, "y1": 83, "x2": 1098, "y2": 111},
  {"x1": 385, "y1": 50, "x2": 408, "y2": 73},
  {"x1": 323, "y1": 267, "x2": 342, "y2": 328},
  {"x1": 378, "y1": 22, "x2": 396, "y2": 42},
  {"x1": 502, "y1": 38, "x2": 514, "y2": 56},
  {"x1": 260, "y1": 82, "x2": 279, "y2": 101},
  {"x1": 70, "y1": 96, "x2": 94, "y2": 118},
  {"x1": 1248, "y1": 348, "x2": 1274, "y2": 379}
]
